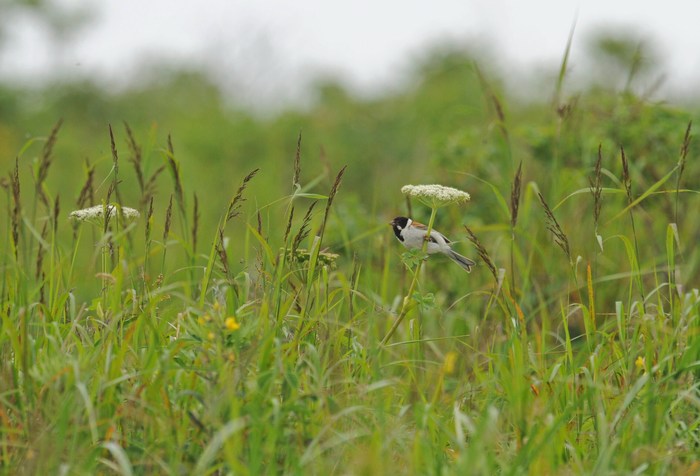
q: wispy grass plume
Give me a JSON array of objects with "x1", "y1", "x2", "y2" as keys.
[
  {"x1": 10, "y1": 158, "x2": 21, "y2": 259},
  {"x1": 675, "y1": 121, "x2": 692, "y2": 224},
  {"x1": 216, "y1": 228, "x2": 230, "y2": 278},
  {"x1": 144, "y1": 196, "x2": 154, "y2": 273},
  {"x1": 225, "y1": 168, "x2": 260, "y2": 226},
  {"x1": 537, "y1": 191, "x2": 571, "y2": 263},
  {"x1": 35, "y1": 222, "x2": 47, "y2": 281},
  {"x1": 192, "y1": 192, "x2": 199, "y2": 256},
  {"x1": 35, "y1": 119, "x2": 62, "y2": 210},
  {"x1": 292, "y1": 202, "x2": 317, "y2": 255},
  {"x1": 76, "y1": 159, "x2": 95, "y2": 210},
  {"x1": 124, "y1": 122, "x2": 144, "y2": 192},
  {"x1": 166, "y1": 134, "x2": 185, "y2": 216},
  {"x1": 474, "y1": 63, "x2": 512, "y2": 166},
  {"x1": 293, "y1": 132, "x2": 302, "y2": 189},
  {"x1": 108, "y1": 124, "x2": 124, "y2": 208},
  {"x1": 464, "y1": 225, "x2": 498, "y2": 282},
  {"x1": 510, "y1": 161, "x2": 523, "y2": 229},
  {"x1": 589, "y1": 144, "x2": 603, "y2": 229},
  {"x1": 318, "y1": 166, "x2": 347, "y2": 248},
  {"x1": 620, "y1": 146, "x2": 646, "y2": 306},
  {"x1": 509, "y1": 161, "x2": 523, "y2": 289},
  {"x1": 161, "y1": 194, "x2": 173, "y2": 273},
  {"x1": 284, "y1": 206, "x2": 295, "y2": 244},
  {"x1": 125, "y1": 122, "x2": 165, "y2": 208}
]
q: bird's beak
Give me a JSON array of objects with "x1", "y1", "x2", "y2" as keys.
[{"x1": 389, "y1": 220, "x2": 395, "y2": 226}]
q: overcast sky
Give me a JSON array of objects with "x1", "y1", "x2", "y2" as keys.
[{"x1": 2, "y1": 0, "x2": 699, "y2": 109}]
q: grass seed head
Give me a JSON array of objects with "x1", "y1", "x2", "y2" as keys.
[
  {"x1": 293, "y1": 132, "x2": 302, "y2": 188},
  {"x1": 464, "y1": 225, "x2": 498, "y2": 281},
  {"x1": 589, "y1": 144, "x2": 603, "y2": 226},
  {"x1": 537, "y1": 192, "x2": 572, "y2": 262},
  {"x1": 225, "y1": 168, "x2": 260, "y2": 224},
  {"x1": 620, "y1": 146, "x2": 633, "y2": 201},
  {"x1": 292, "y1": 201, "x2": 317, "y2": 254},
  {"x1": 510, "y1": 162, "x2": 523, "y2": 228},
  {"x1": 36, "y1": 119, "x2": 63, "y2": 209},
  {"x1": 10, "y1": 158, "x2": 21, "y2": 258},
  {"x1": 76, "y1": 159, "x2": 96, "y2": 210},
  {"x1": 192, "y1": 192, "x2": 199, "y2": 255},
  {"x1": 163, "y1": 195, "x2": 173, "y2": 242}
]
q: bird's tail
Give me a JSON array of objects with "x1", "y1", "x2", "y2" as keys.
[{"x1": 447, "y1": 250, "x2": 476, "y2": 272}]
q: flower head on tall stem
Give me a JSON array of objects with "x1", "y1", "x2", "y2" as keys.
[
  {"x1": 401, "y1": 184, "x2": 470, "y2": 209},
  {"x1": 381, "y1": 183, "x2": 470, "y2": 347},
  {"x1": 69, "y1": 204, "x2": 140, "y2": 227}
]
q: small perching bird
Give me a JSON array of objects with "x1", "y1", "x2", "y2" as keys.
[{"x1": 390, "y1": 216, "x2": 475, "y2": 272}]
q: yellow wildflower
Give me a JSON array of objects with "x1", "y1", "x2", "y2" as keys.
[
  {"x1": 635, "y1": 356, "x2": 645, "y2": 371},
  {"x1": 225, "y1": 316, "x2": 241, "y2": 331},
  {"x1": 198, "y1": 314, "x2": 211, "y2": 325}
]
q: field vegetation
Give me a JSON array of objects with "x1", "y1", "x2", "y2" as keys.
[{"x1": 1, "y1": 41, "x2": 700, "y2": 474}]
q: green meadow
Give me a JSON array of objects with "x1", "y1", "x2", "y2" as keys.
[{"x1": 1, "y1": 46, "x2": 700, "y2": 474}]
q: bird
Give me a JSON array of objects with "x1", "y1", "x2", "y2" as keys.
[{"x1": 390, "y1": 216, "x2": 475, "y2": 272}]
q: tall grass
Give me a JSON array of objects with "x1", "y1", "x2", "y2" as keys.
[{"x1": 1, "y1": 95, "x2": 700, "y2": 476}]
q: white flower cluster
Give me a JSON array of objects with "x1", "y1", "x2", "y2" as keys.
[
  {"x1": 69, "y1": 204, "x2": 140, "y2": 225},
  {"x1": 401, "y1": 184, "x2": 470, "y2": 207}
]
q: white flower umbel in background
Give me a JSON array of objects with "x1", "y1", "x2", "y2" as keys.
[
  {"x1": 69, "y1": 203, "x2": 140, "y2": 307},
  {"x1": 401, "y1": 184, "x2": 470, "y2": 208},
  {"x1": 69, "y1": 204, "x2": 140, "y2": 227},
  {"x1": 381, "y1": 183, "x2": 471, "y2": 346}
]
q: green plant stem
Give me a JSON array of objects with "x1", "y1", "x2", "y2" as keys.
[{"x1": 380, "y1": 206, "x2": 438, "y2": 347}]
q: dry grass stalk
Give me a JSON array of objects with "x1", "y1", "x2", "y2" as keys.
[
  {"x1": 124, "y1": 122, "x2": 144, "y2": 192},
  {"x1": 510, "y1": 161, "x2": 523, "y2": 228},
  {"x1": 141, "y1": 164, "x2": 165, "y2": 208},
  {"x1": 166, "y1": 134, "x2": 185, "y2": 215},
  {"x1": 108, "y1": 124, "x2": 125, "y2": 210},
  {"x1": 537, "y1": 192, "x2": 571, "y2": 261},
  {"x1": 318, "y1": 165, "x2": 347, "y2": 244},
  {"x1": 76, "y1": 159, "x2": 96, "y2": 210},
  {"x1": 464, "y1": 225, "x2": 498, "y2": 281},
  {"x1": 589, "y1": 144, "x2": 603, "y2": 227},
  {"x1": 10, "y1": 158, "x2": 21, "y2": 259},
  {"x1": 36, "y1": 221, "x2": 48, "y2": 280},
  {"x1": 163, "y1": 195, "x2": 173, "y2": 243},
  {"x1": 192, "y1": 193, "x2": 199, "y2": 256},
  {"x1": 216, "y1": 227, "x2": 230, "y2": 277},
  {"x1": 225, "y1": 168, "x2": 260, "y2": 225},
  {"x1": 293, "y1": 132, "x2": 302, "y2": 188},
  {"x1": 475, "y1": 65, "x2": 508, "y2": 141},
  {"x1": 103, "y1": 183, "x2": 115, "y2": 234},
  {"x1": 145, "y1": 196, "x2": 154, "y2": 247},
  {"x1": 620, "y1": 146, "x2": 632, "y2": 202},
  {"x1": 284, "y1": 206, "x2": 295, "y2": 243},
  {"x1": 125, "y1": 122, "x2": 165, "y2": 208},
  {"x1": 36, "y1": 119, "x2": 63, "y2": 208},
  {"x1": 676, "y1": 121, "x2": 692, "y2": 223},
  {"x1": 52, "y1": 195, "x2": 60, "y2": 235},
  {"x1": 292, "y1": 202, "x2": 317, "y2": 255}
]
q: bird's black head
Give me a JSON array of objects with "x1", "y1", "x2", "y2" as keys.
[{"x1": 390, "y1": 216, "x2": 409, "y2": 241}]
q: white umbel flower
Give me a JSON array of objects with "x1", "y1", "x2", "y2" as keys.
[
  {"x1": 69, "y1": 204, "x2": 140, "y2": 226},
  {"x1": 401, "y1": 184, "x2": 470, "y2": 208}
]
